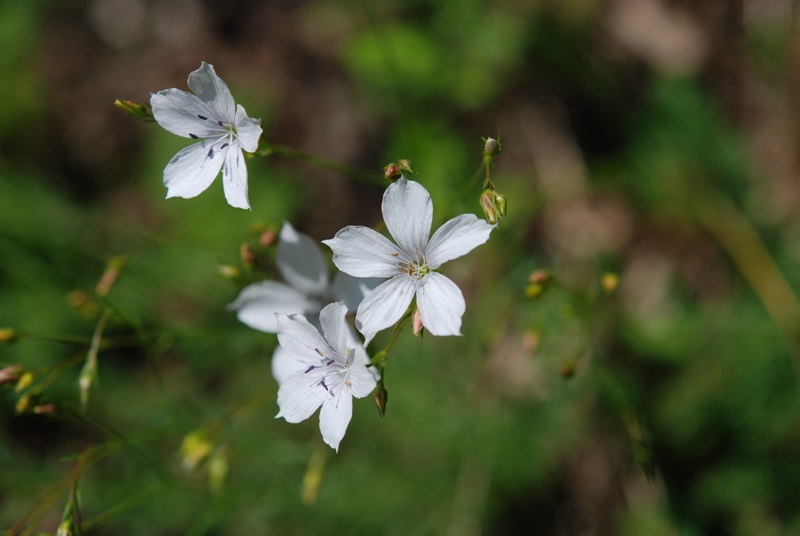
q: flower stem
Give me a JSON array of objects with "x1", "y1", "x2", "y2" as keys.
[{"x1": 256, "y1": 142, "x2": 382, "y2": 186}]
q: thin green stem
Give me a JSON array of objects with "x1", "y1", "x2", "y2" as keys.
[{"x1": 256, "y1": 142, "x2": 382, "y2": 186}]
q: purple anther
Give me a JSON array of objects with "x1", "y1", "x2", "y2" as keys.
[
  {"x1": 218, "y1": 121, "x2": 224, "y2": 126},
  {"x1": 189, "y1": 133, "x2": 198, "y2": 139},
  {"x1": 326, "y1": 360, "x2": 335, "y2": 366},
  {"x1": 320, "y1": 379, "x2": 329, "y2": 391},
  {"x1": 198, "y1": 114, "x2": 208, "y2": 120},
  {"x1": 220, "y1": 143, "x2": 229, "y2": 149},
  {"x1": 304, "y1": 365, "x2": 315, "y2": 374},
  {"x1": 207, "y1": 148, "x2": 214, "y2": 158}
]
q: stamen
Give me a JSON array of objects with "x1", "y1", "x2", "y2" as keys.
[
  {"x1": 320, "y1": 379, "x2": 328, "y2": 391},
  {"x1": 304, "y1": 366, "x2": 315, "y2": 374},
  {"x1": 315, "y1": 348, "x2": 323, "y2": 356},
  {"x1": 189, "y1": 133, "x2": 198, "y2": 139},
  {"x1": 218, "y1": 121, "x2": 224, "y2": 126},
  {"x1": 391, "y1": 252, "x2": 399, "y2": 257},
  {"x1": 207, "y1": 148, "x2": 214, "y2": 158},
  {"x1": 220, "y1": 142, "x2": 229, "y2": 149},
  {"x1": 198, "y1": 114, "x2": 208, "y2": 120},
  {"x1": 326, "y1": 359, "x2": 334, "y2": 366}
]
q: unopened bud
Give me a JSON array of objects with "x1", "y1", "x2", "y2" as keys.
[
  {"x1": 208, "y1": 448, "x2": 229, "y2": 495},
  {"x1": 480, "y1": 190, "x2": 499, "y2": 224},
  {"x1": 34, "y1": 403, "x2": 58, "y2": 416},
  {"x1": 15, "y1": 371, "x2": 34, "y2": 393},
  {"x1": 528, "y1": 269, "x2": 550, "y2": 285},
  {"x1": 601, "y1": 272, "x2": 619, "y2": 294},
  {"x1": 480, "y1": 187, "x2": 507, "y2": 224},
  {"x1": 494, "y1": 191, "x2": 507, "y2": 219},
  {"x1": 56, "y1": 519, "x2": 75, "y2": 536},
  {"x1": 373, "y1": 382, "x2": 388, "y2": 418},
  {"x1": 412, "y1": 308, "x2": 424, "y2": 336},
  {"x1": 114, "y1": 99, "x2": 152, "y2": 121},
  {"x1": 0, "y1": 365, "x2": 22, "y2": 386},
  {"x1": 16, "y1": 393, "x2": 32, "y2": 413},
  {"x1": 180, "y1": 431, "x2": 213, "y2": 470},
  {"x1": 483, "y1": 136, "x2": 501, "y2": 157},
  {"x1": 78, "y1": 368, "x2": 94, "y2": 409},
  {"x1": 217, "y1": 265, "x2": 241, "y2": 280},
  {"x1": 397, "y1": 159, "x2": 416, "y2": 175},
  {"x1": 259, "y1": 229, "x2": 277, "y2": 248},
  {"x1": 240, "y1": 242, "x2": 256, "y2": 268},
  {"x1": 560, "y1": 360, "x2": 576, "y2": 379},
  {"x1": 524, "y1": 284, "x2": 543, "y2": 299},
  {"x1": 96, "y1": 256, "x2": 126, "y2": 297},
  {"x1": 384, "y1": 163, "x2": 401, "y2": 181},
  {"x1": 0, "y1": 327, "x2": 18, "y2": 344}
]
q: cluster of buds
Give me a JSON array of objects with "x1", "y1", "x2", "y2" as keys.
[{"x1": 384, "y1": 159, "x2": 415, "y2": 181}]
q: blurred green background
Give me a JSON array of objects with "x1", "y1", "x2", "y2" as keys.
[{"x1": 3, "y1": 0, "x2": 800, "y2": 534}]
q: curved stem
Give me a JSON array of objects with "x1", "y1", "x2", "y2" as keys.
[{"x1": 256, "y1": 142, "x2": 382, "y2": 186}]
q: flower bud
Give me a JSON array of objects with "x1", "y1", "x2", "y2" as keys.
[
  {"x1": 373, "y1": 381, "x2": 388, "y2": 418},
  {"x1": 412, "y1": 308, "x2": 424, "y2": 336},
  {"x1": 528, "y1": 269, "x2": 550, "y2": 285},
  {"x1": 0, "y1": 365, "x2": 22, "y2": 386},
  {"x1": 15, "y1": 371, "x2": 34, "y2": 393},
  {"x1": 217, "y1": 265, "x2": 241, "y2": 280},
  {"x1": 398, "y1": 159, "x2": 416, "y2": 175},
  {"x1": 56, "y1": 519, "x2": 76, "y2": 536},
  {"x1": 240, "y1": 242, "x2": 256, "y2": 268},
  {"x1": 114, "y1": 99, "x2": 152, "y2": 121},
  {"x1": 16, "y1": 393, "x2": 33, "y2": 413},
  {"x1": 483, "y1": 136, "x2": 501, "y2": 157},
  {"x1": 33, "y1": 403, "x2": 58, "y2": 416},
  {"x1": 208, "y1": 448, "x2": 229, "y2": 496},
  {"x1": 493, "y1": 190, "x2": 507, "y2": 219},
  {"x1": 0, "y1": 327, "x2": 18, "y2": 344},
  {"x1": 524, "y1": 284, "x2": 543, "y2": 299},
  {"x1": 560, "y1": 360, "x2": 576, "y2": 379},
  {"x1": 384, "y1": 163, "x2": 401, "y2": 181},
  {"x1": 180, "y1": 430, "x2": 213, "y2": 470},
  {"x1": 480, "y1": 189, "x2": 499, "y2": 224},
  {"x1": 259, "y1": 229, "x2": 277, "y2": 248},
  {"x1": 601, "y1": 272, "x2": 619, "y2": 294}
]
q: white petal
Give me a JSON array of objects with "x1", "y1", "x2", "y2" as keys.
[
  {"x1": 355, "y1": 275, "x2": 416, "y2": 345},
  {"x1": 277, "y1": 223, "x2": 329, "y2": 296},
  {"x1": 222, "y1": 146, "x2": 250, "y2": 210},
  {"x1": 319, "y1": 388, "x2": 353, "y2": 452},
  {"x1": 276, "y1": 313, "x2": 333, "y2": 366},
  {"x1": 425, "y1": 214, "x2": 495, "y2": 269},
  {"x1": 331, "y1": 272, "x2": 383, "y2": 313},
  {"x1": 150, "y1": 89, "x2": 223, "y2": 139},
  {"x1": 163, "y1": 139, "x2": 225, "y2": 200},
  {"x1": 271, "y1": 345, "x2": 306, "y2": 385},
  {"x1": 319, "y1": 302, "x2": 349, "y2": 357},
  {"x1": 382, "y1": 178, "x2": 433, "y2": 256},
  {"x1": 187, "y1": 62, "x2": 236, "y2": 122},
  {"x1": 348, "y1": 362, "x2": 378, "y2": 399},
  {"x1": 234, "y1": 104, "x2": 262, "y2": 153},
  {"x1": 416, "y1": 273, "x2": 466, "y2": 336},
  {"x1": 228, "y1": 281, "x2": 314, "y2": 333},
  {"x1": 323, "y1": 226, "x2": 404, "y2": 278},
  {"x1": 276, "y1": 371, "x2": 327, "y2": 423}
]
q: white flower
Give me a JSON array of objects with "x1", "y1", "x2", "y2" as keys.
[
  {"x1": 150, "y1": 62, "x2": 262, "y2": 210},
  {"x1": 228, "y1": 222, "x2": 380, "y2": 383},
  {"x1": 276, "y1": 302, "x2": 377, "y2": 452},
  {"x1": 323, "y1": 177, "x2": 494, "y2": 345}
]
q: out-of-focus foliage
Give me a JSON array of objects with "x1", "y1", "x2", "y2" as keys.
[{"x1": 3, "y1": 0, "x2": 800, "y2": 535}]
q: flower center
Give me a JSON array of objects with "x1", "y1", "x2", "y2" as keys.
[{"x1": 398, "y1": 254, "x2": 429, "y2": 281}]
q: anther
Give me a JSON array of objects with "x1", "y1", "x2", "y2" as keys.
[
  {"x1": 315, "y1": 348, "x2": 323, "y2": 356},
  {"x1": 207, "y1": 148, "x2": 214, "y2": 158},
  {"x1": 197, "y1": 114, "x2": 208, "y2": 120},
  {"x1": 189, "y1": 133, "x2": 198, "y2": 139},
  {"x1": 218, "y1": 121, "x2": 224, "y2": 126},
  {"x1": 320, "y1": 379, "x2": 329, "y2": 391},
  {"x1": 326, "y1": 359, "x2": 334, "y2": 366},
  {"x1": 304, "y1": 365, "x2": 315, "y2": 374},
  {"x1": 220, "y1": 143, "x2": 229, "y2": 149}
]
